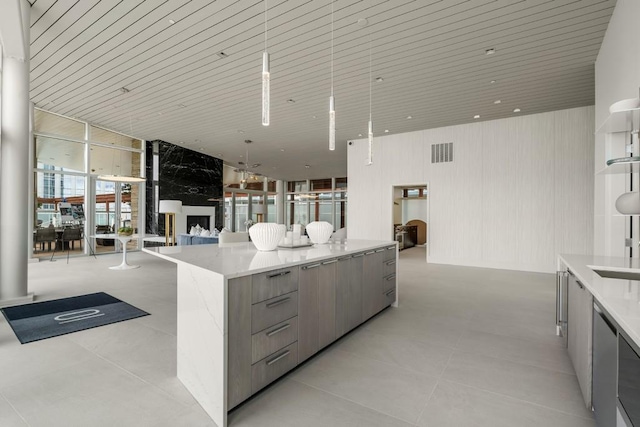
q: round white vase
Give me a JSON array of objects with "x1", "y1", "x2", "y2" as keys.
[
  {"x1": 249, "y1": 223, "x2": 286, "y2": 251},
  {"x1": 306, "y1": 221, "x2": 334, "y2": 244},
  {"x1": 615, "y1": 192, "x2": 640, "y2": 215}
]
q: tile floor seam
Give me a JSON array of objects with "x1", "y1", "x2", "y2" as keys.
[
  {"x1": 449, "y1": 346, "x2": 579, "y2": 379},
  {"x1": 0, "y1": 390, "x2": 32, "y2": 427},
  {"x1": 440, "y1": 377, "x2": 595, "y2": 421},
  {"x1": 68, "y1": 341, "x2": 193, "y2": 409},
  {"x1": 327, "y1": 347, "x2": 443, "y2": 382},
  {"x1": 465, "y1": 324, "x2": 566, "y2": 349},
  {"x1": 288, "y1": 378, "x2": 419, "y2": 426},
  {"x1": 413, "y1": 351, "x2": 455, "y2": 426}
]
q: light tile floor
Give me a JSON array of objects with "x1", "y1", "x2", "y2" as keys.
[{"x1": 0, "y1": 247, "x2": 594, "y2": 426}]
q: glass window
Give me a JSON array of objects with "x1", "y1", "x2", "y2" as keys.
[
  {"x1": 34, "y1": 109, "x2": 85, "y2": 139},
  {"x1": 310, "y1": 192, "x2": 333, "y2": 224},
  {"x1": 35, "y1": 171, "x2": 85, "y2": 227},
  {"x1": 36, "y1": 135, "x2": 85, "y2": 173},
  {"x1": 90, "y1": 146, "x2": 141, "y2": 178},
  {"x1": 335, "y1": 177, "x2": 347, "y2": 190},
  {"x1": 311, "y1": 179, "x2": 332, "y2": 191},
  {"x1": 287, "y1": 201, "x2": 308, "y2": 226},
  {"x1": 90, "y1": 126, "x2": 142, "y2": 149},
  {"x1": 235, "y1": 193, "x2": 249, "y2": 231},
  {"x1": 287, "y1": 180, "x2": 308, "y2": 192}
]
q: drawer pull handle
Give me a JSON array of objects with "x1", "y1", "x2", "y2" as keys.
[
  {"x1": 266, "y1": 350, "x2": 291, "y2": 366},
  {"x1": 387, "y1": 246, "x2": 396, "y2": 250},
  {"x1": 266, "y1": 297, "x2": 290, "y2": 308},
  {"x1": 266, "y1": 323, "x2": 291, "y2": 337},
  {"x1": 338, "y1": 256, "x2": 351, "y2": 261},
  {"x1": 365, "y1": 251, "x2": 375, "y2": 255},
  {"x1": 375, "y1": 248, "x2": 385, "y2": 253},
  {"x1": 385, "y1": 289, "x2": 396, "y2": 296},
  {"x1": 322, "y1": 259, "x2": 338, "y2": 265},
  {"x1": 385, "y1": 260, "x2": 396, "y2": 266},
  {"x1": 267, "y1": 271, "x2": 291, "y2": 279},
  {"x1": 302, "y1": 263, "x2": 321, "y2": 270},
  {"x1": 353, "y1": 254, "x2": 364, "y2": 258},
  {"x1": 385, "y1": 274, "x2": 396, "y2": 281}
]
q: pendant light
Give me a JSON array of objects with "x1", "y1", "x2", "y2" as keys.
[
  {"x1": 366, "y1": 25, "x2": 373, "y2": 166},
  {"x1": 329, "y1": 0, "x2": 336, "y2": 151},
  {"x1": 262, "y1": 0, "x2": 270, "y2": 126}
]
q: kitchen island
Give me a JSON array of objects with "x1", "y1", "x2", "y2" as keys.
[
  {"x1": 558, "y1": 255, "x2": 640, "y2": 427},
  {"x1": 144, "y1": 239, "x2": 398, "y2": 427}
]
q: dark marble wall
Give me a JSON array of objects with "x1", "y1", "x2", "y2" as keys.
[{"x1": 146, "y1": 140, "x2": 223, "y2": 234}]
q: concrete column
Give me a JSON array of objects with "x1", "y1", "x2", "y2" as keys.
[
  {"x1": 276, "y1": 180, "x2": 284, "y2": 224},
  {"x1": 0, "y1": 0, "x2": 33, "y2": 304}
]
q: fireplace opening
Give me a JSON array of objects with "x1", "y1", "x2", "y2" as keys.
[{"x1": 187, "y1": 215, "x2": 210, "y2": 233}]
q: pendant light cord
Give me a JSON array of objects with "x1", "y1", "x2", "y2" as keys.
[
  {"x1": 331, "y1": 0, "x2": 334, "y2": 96},
  {"x1": 264, "y1": 0, "x2": 268, "y2": 52},
  {"x1": 369, "y1": 28, "x2": 372, "y2": 122}
]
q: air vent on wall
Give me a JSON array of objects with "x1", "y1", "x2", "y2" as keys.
[{"x1": 431, "y1": 142, "x2": 454, "y2": 163}]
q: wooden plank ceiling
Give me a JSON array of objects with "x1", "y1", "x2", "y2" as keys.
[{"x1": 27, "y1": 0, "x2": 616, "y2": 180}]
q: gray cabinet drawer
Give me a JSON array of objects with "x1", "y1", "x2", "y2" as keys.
[
  {"x1": 382, "y1": 287, "x2": 396, "y2": 307},
  {"x1": 252, "y1": 268, "x2": 299, "y2": 304},
  {"x1": 252, "y1": 317, "x2": 298, "y2": 364},
  {"x1": 251, "y1": 342, "x2": 298, "y2": 394},
  {"x1": 384, "y1": 246, "x2": 397, "y2": 261},
  {"x1": 252, "y1": 291, "x2": 298, "y2": 334},
  {"x1": 383, "y1": 258, "x2": 396, "y2": 277},
  {"x1": 383, "y1": 273, "x2": 396, "y2": 292}
]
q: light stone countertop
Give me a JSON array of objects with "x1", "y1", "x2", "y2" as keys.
[
  {"x1": 143, "y1": 239, "x2": 397, "y2": 279},
  {"x1": 559, "y1": 254, "x2": 640, "y2": 348}
]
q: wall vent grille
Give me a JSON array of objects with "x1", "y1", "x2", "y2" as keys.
[{"x1": 431, "y1": 142, "x2": 454, "y2": 163}]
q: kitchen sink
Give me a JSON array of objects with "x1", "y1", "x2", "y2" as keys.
[{"x1": 591, "y1": 269, "x2": 640, "y2": 280}]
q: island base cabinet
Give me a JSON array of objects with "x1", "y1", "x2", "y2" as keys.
[
  {"x1": 298, "y1": 264, "x2": 320, "y2": 363},
  {"x1": 362, "y1": 250, "x2": 386, "y2": 322},
  {"x1": 335, "y1": 255, "x2": 363, "y2": 339},
  {"x1": 567, "y1": 272, "x2": 593, "y2": 408},
  {"x1": 318, "y1": 260, "x2": 337, "y2": 350},
  {"x1": 592, "y1": 304, "x2": 617, "y2": 427}
]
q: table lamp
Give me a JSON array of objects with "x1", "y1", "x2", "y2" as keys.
[{"x1": 159, "y1": 200, "x2": 182, "y2": 246}]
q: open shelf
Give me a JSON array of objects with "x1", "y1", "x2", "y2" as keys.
[{"x1": 596, "y1": 109, "x2": 638, "y2": 134}]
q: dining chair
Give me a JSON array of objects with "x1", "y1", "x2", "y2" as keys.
[{"x1": 34, "y1": 227, "x2": 56, "y2": 252}]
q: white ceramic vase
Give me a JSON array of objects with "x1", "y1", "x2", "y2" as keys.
[
  {"x1": 249, "y1": 223, "x2": 286, "y2": 251},
  {"x1": 615, "y1": 192, "x2": 640, "y2": 215},
  {"x1": 305, "y1": 221, "x2": 334, "y2": 244}
]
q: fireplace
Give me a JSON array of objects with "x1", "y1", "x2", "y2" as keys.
[{"x1": 187, "y1": 215, "x2": 210, "y2": 233}]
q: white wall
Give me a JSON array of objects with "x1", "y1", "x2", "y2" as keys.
[
  {"x1": 594, "y1": 0, "x2": 640, "y2": 257},
  {"x1": 348, "y1": 106, "x2": 594, "y2": 273}
]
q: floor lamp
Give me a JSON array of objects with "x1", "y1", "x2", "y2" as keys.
[{"x1": 159, "y1": 200, "x2": 182, "y2": 246}]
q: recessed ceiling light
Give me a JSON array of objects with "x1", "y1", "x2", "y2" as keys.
[
  {"x1": 474, "y1": 115, "x2": 480, "y2": 119},
  {"x1": 280, "y1": 149, "x2": 285, "y2": 152},
  {"x1": 216, "y1": 51, "x2": 229, "y2": 59},
  {"x1": 513, "y1": 108, "x2": 521, "y2": 113},
  {"x1": 358, "y1": 133, "x2": 363, "y2": 137},
  {"x1": 312, "y1": 115, "x2": 317, "y2": 119},
  {"x1": 490, "y1": 80, "x2": 496, "y2": 84},
  {"x1": 384, "y1": 129, "x2": 389, "y2": 133},
  {"x1": 494, "y1": 100, "x2": 501, "y2": 104},
  {"x1": 406, "y1": 115, "x2": 412, "y2": 119},
  {"x1": 305, "y1": 165, "x2": 311, "y2": 169},
  {"x1": 357, "y1": 18, "x2": 369, "y2": 27},
  {"x1": 217, "y1": 153, "x2": 223, "y2": 157},
  {"x1": 157, "y1": 112, "x2": 163, "y2": 115},
  {"x1": 237, "y1": 130, "x2": 245, "y2": 134},
  {"x1": 287, "y1": 99, "x2": 296, "y2": 104},
  {"x1": 179, "y1": 141, "x2": 184, "y2": 144},
  {"x1": 200, "y1": 147, "x2": 205, "y2": 151},
  {"x1": 168, "y1": 19, "x2": 176, "y2": 24},
  {"x1": 485, "y1": 48, "x2": 496, "y2": 55},
  {"x1": 375, "y1": 77, "x2": 384, "y2": 82}
]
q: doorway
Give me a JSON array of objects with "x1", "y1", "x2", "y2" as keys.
[
  {"x1": 392, "y1": 184, "x2": 429, "y2": 253},
  {"x1": 93, "y1": 180, "x2": 141, "y2": 254}
]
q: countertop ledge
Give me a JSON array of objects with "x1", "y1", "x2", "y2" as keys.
[
  {"x1": 143, "y1": 239, "x2": 397, "y2": 279},
  {"x1": 559, "y1": 254, "x2": 640, "y2": 349}
]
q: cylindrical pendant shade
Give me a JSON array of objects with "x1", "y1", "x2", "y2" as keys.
[
  {"x1": 159, "y1": 200, "x2": 183, "y2": 213},
  {"x1": 329, "y1": 95, "x2": 336, "y2": 151},
  {"x1": 262, "y1": 52, "x2": 270, "y2": 126}
]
